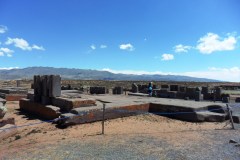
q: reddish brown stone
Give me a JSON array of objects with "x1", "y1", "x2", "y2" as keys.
[
  {"x1": 19, "y1": 99, "x2": 61, "y2": 120},
  {"x1": 0, "y1": 117, "x2": 15, "y2": 128},
  {"x1": 0, "y1": 124, "x2": 17, "y2": 140},
  {"x1": 6, "y1": 94, "x2": 27, "y2": 101},
  {"x1": 52, "y1": 97, "x2": 96, "y2": 111}
]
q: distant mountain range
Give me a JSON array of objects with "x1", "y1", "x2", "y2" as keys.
[{"x1": 0, "y1": 67, "x2": 219, "y2": 82}]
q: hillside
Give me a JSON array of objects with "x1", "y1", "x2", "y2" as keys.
[{"x1": 0, "y1": 67, "x2": 219, "y2": 82}]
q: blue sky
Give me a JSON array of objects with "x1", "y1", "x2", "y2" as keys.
[{"x1": 0, "y1": 0, "x2": 240, "y2": 81}]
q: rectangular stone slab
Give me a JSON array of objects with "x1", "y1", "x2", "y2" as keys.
[
  {"x1": 19, "y1": 99, "x2": 61, "y2": 120},
  {"x1": 52, "y1": 97, "x2": 96, "y2": 112},
  {"x1": 58, "y1": 103, "x2": 150, "y2": 126},
  {"x1": 5, "y1": 94, "x2": 27, "y2": 101},
  {"x1": 0, "y1": 124, "x2": 17, "y2": 140},
  {"x1": 0, "y1": 117, "x2": 15, "y2": 127}
]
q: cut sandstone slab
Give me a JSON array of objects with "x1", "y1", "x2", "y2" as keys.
[
  {"x1": 0, "y1": 117, "x2": 15, "y2": 127},
  {"x1": 0, "y1": 124, "x2": 17, "y2": 140},
  {"x1": 0, "y1": 97, "x2": 6, "y2": 105},
  {"x1": 0, "y1": 104, "x2": 7, "y2": 119},
  {"x1": 19, "y1": 99, "x2": 61, "y2": 120},
  {"x1": 52, "y1": 97, "x2": 96, "y2": 112},
  {"x1": 57, "y1": 102, "x2": 150, "y2": 126}
]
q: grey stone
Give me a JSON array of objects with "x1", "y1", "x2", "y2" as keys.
[
  {"x1": 90, "y1": 86, "x2": 106, "y2": 94},
  {"x1": 113, "y1": 87, "x2": 123, "y2": 95},
  {"x1": 132, "y1": 83, "x2": 138, "y2": 93},
  {"x1": 170, "y1": 85, "x2": 179, "y2": 92},
  {"x1": 229, "y1": 139, "x2": 238, "y2": 144},
  {"x1": 195, "y1": 91, "x2": 203, "y2": 101},
  {"x1": 49, "y1": 75, "x2": 61, "y2": 97},
  {"x1": 222, "y1": 96, "x2": 230, "y2": 103},
  {"x1": 0, "y1": 105, "x2": 7, "y2": 119},
  {"x1": 202, "y1": 86, "x2": 209, "y2": 94}
]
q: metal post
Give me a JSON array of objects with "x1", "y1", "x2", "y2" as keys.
[
  {"x1": 102, "y1": 103, "x2": 106, "y2": 134},
  {"x1": 226, "y1": 104, "x2": 235, "y2": 129}
]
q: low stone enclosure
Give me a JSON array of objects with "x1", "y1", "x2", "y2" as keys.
[
  {"x1": 0, "y1": 87, "x2": 27, "y2": 101},
  {"x1": 17, "y1": 75, "x2": 240, "y2": 128},
  {"x1": 131, "y1": 83, "x2": 240, "y2": 103}
]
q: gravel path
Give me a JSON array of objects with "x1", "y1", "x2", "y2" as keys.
[{"x1": 2, "y1": 128, "x2": 240, "y2": 160}]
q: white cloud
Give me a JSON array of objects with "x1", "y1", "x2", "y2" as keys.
[
  {"x1": 0, "y1": 67, "x2": 19, "y2": 70},
  {"x1": 5, "y1": 37, "x2": 45, "y2": 51},
  {"x1": 174, "y1": 44, "x2": 192, "y2": 53},
  {"x1": 32, "y1": 44, "x2": 45, "y2": 51},
  {"x1": 6, "y1": 38, "x2": 31, "y2": 50},
  {"x1": 90, "y1": 44, "x2": 96, "y2": 50},
  {"x1": 161, "y1": 53, "x2": 174, "y2": 61},
  {"x1": 196, "y1": 33, "x2": 237, "y2": 54},
  {"x1": 179, "y1": 67, "x2": 240, "y2": 82},
  {"x1": 100, "y1": 45, "x2": 107, "y2": 49},
  {"x1": 0, "y1": 25, "x2": 8, "y2": 34},
  {"x1": 119, "y1": 43, "x2": 134, "y2": 51},
  {"x1": 101, "y1": 67, "x2": 240, "y2": 82},
  {"x1": 0, "y1": 47, "x2": 14, "y2": 57}
]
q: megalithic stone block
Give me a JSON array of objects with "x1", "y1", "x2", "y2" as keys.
[
  {"x1": 132, "y1": 83, "x2": 138, "y2": 93},
  {"x1": 179, "y1": 86, "x2": 186, "y2": 93},
  {"x1": 113, "y1": 87, "x2": 123, "y2": 95},
  {"x1": 42, "y1": 75, "x2": 49, "y2": 97},
  {"x1": 170, "y1": 85, "x2": 179, "y2": 91},
  {"x1": 34, "y1": 75, "x2": 42, "y2": 96},
  {"x1": 202, "y1": 87, "x2": 209, "y2": 94},
  {"x1": 195, "y1": 91, "x2": 201, "y2": 101},
  {"x1": 49, "y1": 75, "x2": 61, "y2": 97}
]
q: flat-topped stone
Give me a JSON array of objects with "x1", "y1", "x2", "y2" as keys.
[
  {"x1": 52, "y1": 97, "x2": 96, "y2": 112},
  {"x1": 20, "y1": 98, "x2": 61, "y2": 120}
]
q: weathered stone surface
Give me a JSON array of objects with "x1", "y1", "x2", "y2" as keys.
[
  {"x1": 0, "y1": 105, "x2": 7, "y2": 119},
  {"x1": 58, "y1": 103, "x2": 150, "y2": 126},
  {"x1": 195, "y1": 91, "x2": 203, "y2": 101},
  {"x1": 41, "y1": 96, "x2": 52, "y2": 105},
  {"x1": 0, "y1": 97, "x2": 6, "y2": 105},
  {"x1": 161, "y1": 85, "x2": 169, "y2": 90},
  {"x1": 176, "y1": 92, "x2": 186, "y2": 99},
  {"x1": 202, "y1": 86, "x2": 209, "y2": 95},
  {"x1": 132, "y1": 83, "x2": 138, "y2": 93},
  {"x1": 52, "y1": 97, "x2": 96, "y2": 111},
  {"x1": 0, "y1": 117, "x2": 15, "y2": 127},
  {"x1": 179, "y1": 86, "x2": 186, "y2": 93},
  {"x1": 90, "y1": 87, "x2": 106, "y2": 94},
  {"x1": 49, "y1": 75, "x2": 61, "y2": 97},
  {"x1": 222, "y1": 96, "x2": 230, "y2": 103},
  {"x1": 0, "y1": 124, "x2": 17, "y2": 140},
  {"x1": 186, "y1": 87, "x2": 196, "y2": 99},
  {"x1": 229, "y1": 139, "x2": 238, "y2": 144},
  {"x1": 232, "y1": 115, "x2": 240, "y2": 123},
  {"x1": 170, "y1": 85, "x2": 179, "y2": 92},
  {"x1": 128, "y1": 92, "x2": 149, "y2": 97},
  {"x1": 112, "y1": 87, "x2": 123, "y2": 95},
  {"x1": 5, "y1": 94, "x2": 27, "y2": 101},
  {"x1": 0, "y1": 87, "x2": 27, "y2": 94},
  {"x1": 235, "y1": 97, "x2": 240, "y2": 103},
  {"x1": 19, "y1": 99, "x2": 61, "y2": 120}
]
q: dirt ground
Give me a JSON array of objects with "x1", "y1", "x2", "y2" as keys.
[{"x1": 1, "y1": 101, "x2": 240, "y2": 160}]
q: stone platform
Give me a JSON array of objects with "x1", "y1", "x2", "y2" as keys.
[
  {"x1": 0, "y1": 87, "x2": 28, "y2": 101},
  {"x1": 19, "y1": 90, "x2": 232, "y2": 127},
  {"x1": 55, "y1": 94, "x2": 228, "y2": 127}
]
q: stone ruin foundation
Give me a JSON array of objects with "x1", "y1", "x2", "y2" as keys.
[{"x1": 17, "y1": 78, "x2": 240, "y2": 128}]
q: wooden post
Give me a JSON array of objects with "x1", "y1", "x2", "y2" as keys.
[
  {"x1": 226, "y1": 104, "x2": 235, "y2": 129},
  {"x1": 102, "y1": 103, "x2": 106, "y2": 135}
]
